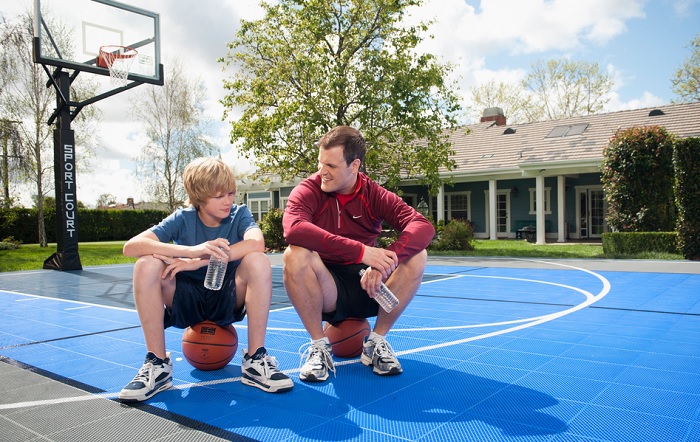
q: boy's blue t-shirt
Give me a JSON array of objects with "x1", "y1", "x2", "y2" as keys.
[{"x1": 150, "y1": 204, "x2": 258, "y2": 280}]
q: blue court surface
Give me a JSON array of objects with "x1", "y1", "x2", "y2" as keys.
[{"x1": 1, "y1": 256, "x2": 700, "y2": 441}]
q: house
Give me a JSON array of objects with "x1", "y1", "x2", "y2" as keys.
[
  {"x1": 97, "y1": 197, "x2": 170, "y2": 211},
  {"x1": 237, "y1": 101, "x2": 700, "y2": 244}
]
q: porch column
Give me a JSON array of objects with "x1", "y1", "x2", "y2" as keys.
[
  {"x1": 536, "y1": 175, "x2": 545, "y2": 244},
  {"x1": 489, "y1": 179, "x2": 497, "y2": 240},
  {"x1": 437, "y1": 184, "x2": 445, "y2": 222},
  {"x1": 557, "y1": 175, "x2": 566, "y2": 243}
]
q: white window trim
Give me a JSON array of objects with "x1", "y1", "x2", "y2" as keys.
[{"x1": 528, "y1": 187, "x2": 552, "y2": 215}]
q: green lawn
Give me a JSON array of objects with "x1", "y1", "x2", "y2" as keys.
[
  {"x1": 0, "y1": 242, "x2": 136, "y2": 272},
  {"x1": 0, "y1": 239, "x2": 684, "y2": 273}
]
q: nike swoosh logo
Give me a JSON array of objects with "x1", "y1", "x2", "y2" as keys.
[{"x1": 352, "y1": 215, "x2": 362, "y2": 219}]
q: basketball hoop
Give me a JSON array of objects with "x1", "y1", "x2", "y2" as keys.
[{"x1": 98, "y1": 45, "x2": 138, "y2": 86}]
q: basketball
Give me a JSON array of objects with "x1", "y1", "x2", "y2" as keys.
[
  {"x1": 324, "y1": 317, "x2": 371, "y2": 358},
  {"x1": 181, "y1": 321, "x2": 238, "y2": 370}
]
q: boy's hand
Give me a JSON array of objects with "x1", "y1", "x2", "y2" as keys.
[
  {"x1": 191, "y1": 238, "x2": 230, "y2": 261},
  {"x1": 153, "y1": 254, "x2": 204, "y2": 279}
]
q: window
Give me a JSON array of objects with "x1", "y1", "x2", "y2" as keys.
[
  {"x1": 247, "y1": 198, "x2": 270, "y2": 221},
  {"x1": 279, "y1": 197, "x2": 289, "y2": 210},
  {"x1": 446, "y1": 192, "x2": 471, "y2": 221},
  {"x1": 430, "y1": 192, "x2": 471, "y2": 220},
  {"x1": 528, "y1": 188, "x2": 551, "y2": 215},
  {"x1": 401, "y1": 194, "x2": 417, "y2": 207}
]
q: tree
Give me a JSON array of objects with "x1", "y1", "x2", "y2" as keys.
[
  {"x1": 131, "y1": 59, "x2": 218, "y2": 212},
  {"x1": 0, "y1": 119, "x2": 24, "y2": 208},
  {"x1": 671, "y1": 35, "x2": 700, "y2": 103},
  {"x1": 96, "y1": 193, "x2": 117, "y2": 208},
  {"x1": 467, "y1": 79, "x2": 543, "y2": 124},
  {"x1": 32, "y1": 195, "x2": 85, "y2": 210},
  {"x1": 219, "y1": 0, "x2": 461, "y2": 194},
  {"x1": 0, "y1": 11, "x2": 100, "y2": 246},
  {"x1": 602, "y1": 126, "x2": 676, "y2": 232},
  {"x1": 522, "y1": 58, "x2": 614, "y2": 120},
  {"x1": 0, "y1": 15, "x2": 24, "y2": 209}
]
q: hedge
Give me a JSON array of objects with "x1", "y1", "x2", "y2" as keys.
[
  {"x1": 674, "y1": 137, "x2": 700, "y2": 260},
  {"x1": 602, "y1": 232, "x2": 679, "y2": 255},
  {"x1": 0, "y1": 208, "x2": 170, "y2": 244}
]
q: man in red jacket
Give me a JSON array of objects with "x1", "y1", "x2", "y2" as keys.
[{"x1": 283, "y1": 126, "x2": 435, "y2": 382}]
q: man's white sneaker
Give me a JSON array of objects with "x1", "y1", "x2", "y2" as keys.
[
  {"x1": 299, "y1": 340, "x2": 335, "y2": 382},
  {"x1": 361, "y1": 336, "x2": 402, "y2": 376}
]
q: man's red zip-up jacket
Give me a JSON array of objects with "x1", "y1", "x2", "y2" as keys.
[{"x1": 283, "y1": 172, "x2": 435, "y2": 265}]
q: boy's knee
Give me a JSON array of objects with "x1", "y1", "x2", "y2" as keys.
[
  {"x1": 240, "y1": 251, "x2": 271, "y2": 274},
  {"x1": 134, "y1": 255, "x2": 164, "y2": 273}
]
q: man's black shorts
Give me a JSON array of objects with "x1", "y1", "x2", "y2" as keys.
[
  {"x1": 163, "y1": 261, "x2": 246, "y2": 329},
  {"x1": 323, "y1": 263, "x2": 379, "y2": 323}
]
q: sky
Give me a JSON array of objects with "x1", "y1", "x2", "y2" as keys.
[{"x1": 2, "y1": 0, "x2": 699, "y2": 207}]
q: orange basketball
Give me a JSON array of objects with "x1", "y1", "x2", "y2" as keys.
[
  {"x1": 324, "y1": 317, "x2": 371, "y2": 358},
  {"x1": 181, "y1": 321, "x2": 238, "y2": 370}
]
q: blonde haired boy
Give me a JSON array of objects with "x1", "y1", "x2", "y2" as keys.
[{"x1": 119, "y1": 157, "x2": 292, "y2": 402}]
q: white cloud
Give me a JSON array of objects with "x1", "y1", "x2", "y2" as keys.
[
  {"x1": 405, "y1": 0, "x2": 650, "y2": 123},
  {"x1": 672, "y1": 0, "x2": 700, "y2": 16},
  {"x1": 411, "y1": 0, "x2": 644, "y2": 58},
  {"x1": 608, "y1": 91, "x2": 665, "y2": 112}
]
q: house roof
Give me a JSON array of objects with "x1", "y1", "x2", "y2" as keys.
[
  {"x1": 445, "y1": 101, "x2": 700, "y2": 182},
  {"x1": 238, "y1": 101, "x2": 700, "y2": 192}
]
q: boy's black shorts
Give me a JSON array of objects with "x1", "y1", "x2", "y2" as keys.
[
  {"x1": 163, "y1": 261, "x2": 246, "y2": 329},
  {"x1": 322, "y1": 263, "x2": 379, "y2": 323}
]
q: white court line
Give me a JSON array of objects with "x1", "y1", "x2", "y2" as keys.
[
  {"x1": 391, "y1": 274, "x2": 597, "y2": 332},
  {"x1": 0, "y1": 392, "x2": 117, "y2": 410},
  {"x1": 265, "y1": 259, "x2": 610, "y2": 334},
  {"x1": 5, "y1": 290, "x2": 139, "y2": 312},
  {"x1": 397, "y1": 259, "x2": 611, "y2": 355}
]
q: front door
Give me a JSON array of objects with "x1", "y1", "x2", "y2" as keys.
[
  {"x1": 496, "y1": 191, "x2": 509, "y2": 237},
  {"x1": 484, "y1": 190, "x2": 511, "y2": 238},
  {"x1": 577, "y1": 187, "x2": 606, "y2": 238},
  {"x1": 589, "y1": 189, "x2": 606, "y2": 237}
]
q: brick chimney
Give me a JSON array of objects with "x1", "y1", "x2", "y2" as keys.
[
  {"x1": 127, "y1": 197, "x2": 135, "y2": 209},
  {"x1": 480, "y1": 107, "x2": 506, "y2": 126}
]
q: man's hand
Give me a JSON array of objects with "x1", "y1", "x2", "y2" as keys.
[
  {"x1": 359, "y1": 266, "x2": 383, "y2": 298},
  {"x1": 361, "y1": 246, "x2": 398, "y2": 280}
]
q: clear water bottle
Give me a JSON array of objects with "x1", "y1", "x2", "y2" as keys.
[
  {"x1": 204, "y1": 250, "x2": 227, "y2": 290},
  {"x1": 358, "y1": 268, "x2": 399, "y2": 313}
]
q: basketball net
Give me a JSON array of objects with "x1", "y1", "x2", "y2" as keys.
[{"x1": 98, "y1": 45, "x2": 138, "y2": 86}]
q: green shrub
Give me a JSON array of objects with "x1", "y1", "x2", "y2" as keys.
[
  {"x1": 602, "y1": 126, "x2": 676, "y2": 232},
  {"x1": 602, "y1": 232, "x2": 679, "y2": 255},
  {"x1": 430, "y1": 219, "x2": 474, "y2": 251},
  {"x1": 674, "y1": 137, "x2": 700, "y2": 260},
  {"x1": 259, "y1": 208, "x2": 287, "y2": 252},
  {"x1": 0, "y1": 236, "x2": 20, "y2": 250}
]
